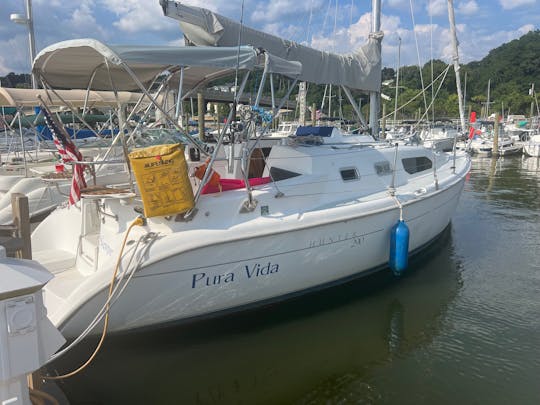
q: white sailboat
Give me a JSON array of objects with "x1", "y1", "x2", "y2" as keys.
[
  {"x1": 30, "y1": 1, "x2": 470, "y2": 340},
  {"x1": 523, "y1": 134, "x2": 540, "y2": 157},
  {"x1": 421, "y1": 122, "x2": 459, "y2": 152}
]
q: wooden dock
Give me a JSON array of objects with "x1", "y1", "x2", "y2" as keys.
[{"x1": 0, "y1": 193, "x2": 32, "y2": 259}]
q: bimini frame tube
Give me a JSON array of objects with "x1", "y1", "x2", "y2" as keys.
[
  {"x1": 120, "y1": 62, "x2": 212, "y2": 157},
  {"x1": 175, "y1": 66, "x2": 185, "y2": 122}
]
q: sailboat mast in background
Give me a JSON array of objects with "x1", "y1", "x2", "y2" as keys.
[
  {"x1": 446, "y1": 0, "x2": 466, "y2": 134},
  {"x1": 370, "y1": 0, "x2": 382, "y2": 138}
]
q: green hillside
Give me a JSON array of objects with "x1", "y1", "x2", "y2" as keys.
[
  {"x1": 464, "y1": 30, "x2": 540, "y2": 116},
  {"x1": 387, "y1": 30, "x2": 540, "y2": 119}
]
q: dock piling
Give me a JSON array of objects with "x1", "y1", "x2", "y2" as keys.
[
  {"x1": 0, "y1": 193, "x2": 31, "y2": 259},
  {"x1": 492, "y1": 113, "x2": 500, "y2": 157}
]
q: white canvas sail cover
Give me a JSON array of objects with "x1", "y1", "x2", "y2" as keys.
[
  {"x1": 33, "y1": 39, "x2": 301, "y2": 91},
  {"x1": 160, "y1": 1, "x2": 382, "y2": 92}
]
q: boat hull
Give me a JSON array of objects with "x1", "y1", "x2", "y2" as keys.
[
  {"x1": 523, "y1": 142, "x2": 540, "y2": 157},
  {"x1": 422, "y1": 137, "x2": 455, "y2": 152},
  {"x1": 55, "y1": 176, "x2": 466, "y2": 338}
]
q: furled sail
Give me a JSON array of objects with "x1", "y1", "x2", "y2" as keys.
[{"x1": 160, "y1": 1, "x2": 382, "y2": 92}]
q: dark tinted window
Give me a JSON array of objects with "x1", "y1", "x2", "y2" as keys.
[
  {"x1": 340, "y1": 167, "x2": 359, "y2": 181},
  {"x1": 402, "y1": 157, "x2": 432, "y2": 174},
  {"x1": 269, "y1": 167, "x2": 301, "y2": 181}
]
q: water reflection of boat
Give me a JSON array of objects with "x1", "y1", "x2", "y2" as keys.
[
  {"x1": 47, "y1": 227, "x2": 461, "y2": 404},
  {"x1": 521, "y1": 155, "x2": 540, "y2": 173},
  {"x1": 466, "y1": 155, "x2": 540, "y2": 212}
]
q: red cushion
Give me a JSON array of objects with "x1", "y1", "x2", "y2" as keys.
[{"x1": 201, "y1": 177, "x2": 271, "y2": 194}]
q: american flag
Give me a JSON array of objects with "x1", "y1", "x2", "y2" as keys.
[{"x1": 40, "y1": 104, "x2": 87, "y2": 204}]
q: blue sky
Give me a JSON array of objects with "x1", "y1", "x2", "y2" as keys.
[{"x1": 1, "y1": 0, "x2": 538, "y2": 77}]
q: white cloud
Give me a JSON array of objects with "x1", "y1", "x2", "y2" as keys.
[
  {"x1": 0, "y1": 34, "x2": 32, "y2": 76},
  {"x1": 499, "y1": 0, "x2": 537, "y2": 10},
  {"x1": 457, "y1": 0, "x2": 479, "y2": 15},
  {"x1": 348, "y1": 12, "x2": 375, "y2": 43},
  {"x1": 349, "y1": 12, "x2": 402, "y2": 44},
  {"x1": 447, "y1": 24, "x2": 535, "y2": 63},
  {"x1": 414, "y1": 23, "x2": 437, "y2": 34},
  {"x1": 99, "y1": 0, "x2": 177, "y2": 33},
  {"x1": 427, "y1": 0, "x2": 447, "y2": 17},
  {"x1": 66, "y1": 2, "x2": 108, "y2": 38},
  {"x1": 262, "y1": 23, "x2": 306, "y2": 42}
]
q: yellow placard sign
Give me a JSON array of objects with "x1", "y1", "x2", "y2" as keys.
[{"x1": 129, "y1": 143, "x2": 194, "y2": 217}]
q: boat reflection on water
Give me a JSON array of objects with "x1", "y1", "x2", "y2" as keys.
[
  {"x1": 47, "y1": 227, "x2": 462, "y2": 404},
  {"x1": 468, "y1": 155, "x2": 540, "y2": 212},
  {"x1": 520, "y1": 155, "x2": 540, "y2": 174}
]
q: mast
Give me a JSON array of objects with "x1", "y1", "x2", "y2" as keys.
[
  {"x1": 447, "y1": 0, "x2": 466, "y2": 134},
  {"x1": 486, "y1": 78, "x2": 491, "y2": 118},
  {"x1": 25, "y1": 0, "x2": 37, "y2": 89},
  {"x1": 369, "y1": 0, "x2": 381, "y2": 138},
  {"x1": 394, "y1": 36, "x2": 401, "y2": 130}
]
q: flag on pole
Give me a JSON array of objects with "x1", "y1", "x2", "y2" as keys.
[
  {"x1": 468, "y1": 111, "x2": 477, "y2": 139},
  {"x1": 40, "y1": 104, "x2": 87, "y2": 204}
]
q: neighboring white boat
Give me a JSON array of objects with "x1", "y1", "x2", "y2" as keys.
[
  {"x1": 0, "y1": 160, "x2": 130, "y2": 224},
  {"x1": 504, "y1": 114, "x2": 531, "y2": 142},
  {"x1": 266, "y1": 121, "x2": 300, "y2": 138},
  {"x1": 421, "y1": 124, "x2": 458, "y2": 152},
  {"x1": 0, "y1": 87, "x2": 154, "y2": 223},
  {"x1": 467, "y1": 120, "x2": 523, "y2": 156},
  {"x1": 31, "y1": 0, "x2": 470, "y2": 340},
  {"x1": 469, "y1": 135, "x2": 522, "y2": 156},
  {"x1": 523, "y1": 134, "x2": 540, "y2": 157},
  {"x1": 495, "y1": 138, "x2": 523, "y2": 155}
]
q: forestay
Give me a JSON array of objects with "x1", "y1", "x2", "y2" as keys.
[{"x1": 160, "y1": 0, "x2": 382, "y2": 92}]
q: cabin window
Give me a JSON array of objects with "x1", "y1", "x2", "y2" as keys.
[
  {"x1": 269, "y1": 166, "x2": 301, "y2": 181},
  {"x1": 374, "y1": 161, "x2": 392, "y2": 176},
  {"x1": 402, "y1": 156, "x2": 432, "y2": 174},
  {"x1": 249, "y1": 148, "x2": 271, "y2": 178},
  {"x1": 340, "y1": 167, "x2": 359, "y2": 181}
]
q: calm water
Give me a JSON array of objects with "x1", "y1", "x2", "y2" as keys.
[{"x1": 48, "y1": 155, "x2": 540, "y2": 404}]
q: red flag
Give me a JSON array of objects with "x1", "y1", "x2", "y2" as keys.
[
  {"x1": 41, "y1": 105, "x2": 87, "y2": 204},
  {"x1": 469, "y1": 111, "x2": 477, "y2": 139}
]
